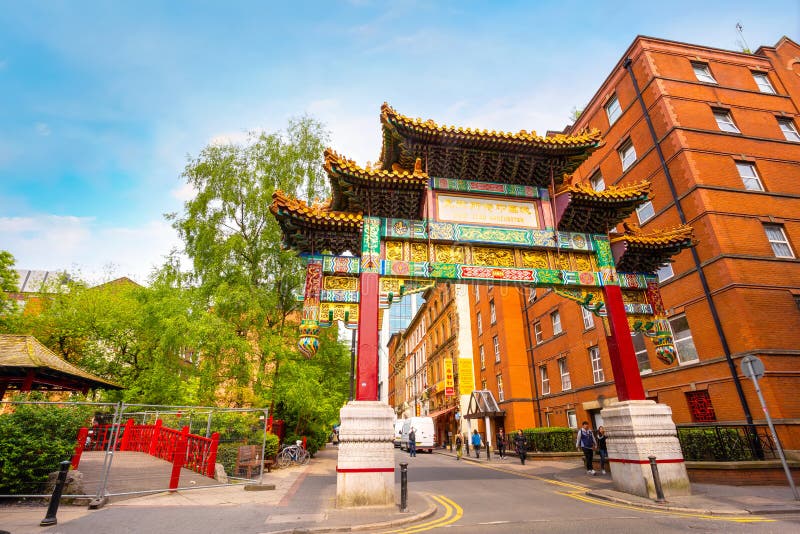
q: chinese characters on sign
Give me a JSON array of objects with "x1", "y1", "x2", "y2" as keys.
[
  {"x1": 436, "y1": 194, "x2": 539, "y2": 228},
  {"x1": 444, "y1": 358, "x2": 455, "y2": 396}
]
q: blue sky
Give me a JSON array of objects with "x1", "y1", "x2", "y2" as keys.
[{"x1": 1, "y1": 1, "x2": 797, "y2": 283}]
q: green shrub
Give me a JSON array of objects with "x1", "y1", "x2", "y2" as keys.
[
  {"x1": 677, "y1": 427, "x2": 755, "y2": 461},
  {"x1": 214, "y1": 433, "x2": 279, "y2": 478},
  {"x1": 515, "y1": 427, "x2": 576, "y2": 453},
  {"x1": 0, "y1": 403, "x2": 92, "y2": 494}
]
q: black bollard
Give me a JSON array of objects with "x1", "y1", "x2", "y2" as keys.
[
  {"x1": 41, "y1": 460, "x2": 71, "y2": 526},
  {"x1": 399, "y1": 462, "x2": 408, "y2": 512},
  {"x1": 648, "y1": 456, "x2": 666, "y2": 503}
]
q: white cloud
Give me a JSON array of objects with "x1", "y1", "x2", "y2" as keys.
[
  {"x1": 35, "y1": 122, "x2": 51, "y2": 136},
  {"x1": 208, "y1": 130, "x2": 252, "y2": 146},
  {"x1": 0, "y1": 215, "x2": 182, "y2": 285},
  {"x1": 171, "y1": 182, "x2": 197, "y2": 202}
]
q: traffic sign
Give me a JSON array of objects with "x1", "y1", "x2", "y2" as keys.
[{"x1": 741, "y1": 355, "x2": 765, "y2": 380}]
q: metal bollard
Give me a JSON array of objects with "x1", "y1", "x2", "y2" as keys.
[
  {"x1": 399, "y1": 462, "x2": 408, "y2": 512},
  {"x1": 40, "y1": 460, "x2": 71, "y2": 526},
  {"x1": 648, "y1": 456, "x2": 666, "y2": 503}
]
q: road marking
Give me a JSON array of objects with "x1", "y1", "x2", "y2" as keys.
[
  {"x1": 469, "y1": 461, "x2": 774, "y2": 523},
  {"x1": 386, "y1": 494, "x2": 463, "y2": 533}
]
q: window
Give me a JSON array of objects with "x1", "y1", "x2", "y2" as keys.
[
  {"x1": 481, "y1": 378, "x2": 487, "y2": 390},
  {"x1": 669, "y1": 314, "x2": 699, "y2": 364},
  {"x1": 497, "y1": 374, "x2": 504, "y2": 402},
  {"x1": 534, "y1": 321, "x2": 543, "y2": 344},
  {"x1": 490, "y1": 300, "x2": 496, "y2": 324},
  {"x1": 589, "y1": 346, "x2": 604, "y2": 383},
  {"x1": 558, "y1": 357, "x2": 571, "y2": 391},
  {"x1": 479, "y1": 345, "x2": 485, "y2": 370},
  {"x1": 493, "y1": 335, "x2": 500, "y2": 363},
  {"x1": 566, "y1": 409, "x2": 578, "y2": 429},
  {"x1": 605, "y1": 94, "x2": 622, "y2": 125},
  {"x1": 636, "y1": 200, "x2": 655, "y2": 224},
  {"x1": 735, "y1": 162, "x2": 764, "y2": 191},
  {"x1": 777, "y1": 118, "x2": 800, "y2": 142},
  {"x1": 764, "y1": 224, "x2": 794, "y2": 258},
  {"x1": 752, "y1": 72, "x2": 775, "y2": 94},
  {"x1": 686, "y1": 391, "x2": 717, "y2": 422},
  {"x1": 589, "y1": 171, "x2": 605, "y2": 192},
  {"x1": 631, "y1": 332, "x2": 651, "y2": 373},
  {"x1": 474, "y1": 284, "x2": 479, "y2": 302},
  {"x1": 528, "y1": 288, "x2": 537, "y2": 302},
  {"x1": 656, "y1": 263, "x2": 674, "y2": 282},
  {"x1": 619, "y1": 139, "x2": 637, "y2": 171},
  {"x1": 551, "y1": 310, "x2": 562, "y2": 335},
  {"x1": 713, "y1": 110, "x2": 740, "y2": 133},
  {"x1": 579, "y1": 306, "x2": 594, "y2": 330},
  {"x1": 540, "y1": 365, "x2": 550, "y2": 395},
  {"x1": 692, "y1": 62, "x2": 717, "y2": 84},
  {"x1": 476, "y1": 311, "x2": 482, "y2": 335}
]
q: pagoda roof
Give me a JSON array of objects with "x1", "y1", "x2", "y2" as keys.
[
  {"x1": 611, "y1": 224, "x2": 696, "y2": 273},
  {"x1": 324, "y1": 149, "x2": 427, "y2": 219},
  {"x1": 555, "y1": 181, "x2": 651, "y2": 234},
  {"x1": 270, "y1": 190, "x2": 362, "y2": 254},
  {"x1": 379, "y1": 103, "x2": 603, "y2": 187},
  {"x1": 0, "y1": 334, "x2": 123, "y2": 394}
]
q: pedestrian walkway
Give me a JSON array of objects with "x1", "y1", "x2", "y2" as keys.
[
  {"x1": 0, "y1": 446, "x2": 435, "y2": 534},
  {"x1": 434, "y1": 447, "x2": 800, "y2": 516}
]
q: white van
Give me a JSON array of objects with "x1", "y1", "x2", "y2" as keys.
[
  {"x1": 400, "y1": 417, "x2": 436, "y2": 453},
  {"x1": 394, "y1": 419, "x2": 406, "y2": 448}
]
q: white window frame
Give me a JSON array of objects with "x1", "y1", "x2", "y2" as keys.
[
  {"x1": 590, "y1": 170, "x2": 605, "y2": 192},
  {"x1": 735, "y1": 161, "x2": 764, "y2": 191},
  {"x1": 777, "y1": 118, "x2": 800, "y2": 142},
  {"x1": 534, "y1": 321, "x2": 543, "y2": 344},
  {"x1": 605, "y1": 94, "x2": 622, "y2": 125},
  {"x1": 752, "y1": 72, "x2": 775, "y2": 94},
  {"x1": 566, "y1": 409, "x2": 578, "y2": 429},
  {"x1": 558, "y1": 357, "x2": 571, "y2": 391},
  {"x1": 493, "y1": 335, "x2": 500, "y2": 363},
  {"x1": 476, "y1": 311, "x2": 482, "y2": 335},
  {"x1": 764, "y1": 224, "x2": 795, "y2": 258},
  {"x1": 692, "y1": 62, "x2": 717, "y2": 84},
  {"x1": 589, "y1": 346, "x2": 604, "y2": 384},
  {"x1": 551, "y1": 310, "x2": 562, "y2": 335},
  {"x1": 481, "y1": 378, "x2": 487, "y2": 390},
  {"x1": 528, "y1": 287, "x2": 537, "y2": 302},
  {"x1": 631, "y1": 331, "x2": 652, "y2": 374},
  {"x1": 636, "y1": 200, "x2": 655, "y2": 224},
  {"x1": 540, "y1": 365, "x2": 550, "y2": 395},
  {"x1": 490, "y1": 300, "x2": 496, "y2": 324},
  {"x1": 656, "y1": 263, "x2": 674, "y2": 282},
  {"x1": 479, "y1": 345, "x2": 485, "y2": 370},
  {"x1": 497, "y1": 374, "x2": 504, "y2": 402},
  {"x1": 581, "y1": 305, "x2": 594, "y2": 330},
  {"x1": 619, "y1": 139, "x2": 637, "y2": 171},
  {"x1": 713, "y1": 109, "x2": 740, "y2": 133},
  {"x1": 669, "y1": 314, "x2": 699, "y2": 364}
]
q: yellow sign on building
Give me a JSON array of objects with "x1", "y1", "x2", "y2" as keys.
[
  {"x1": 458, "y1": 358, "x2": 475, "y2": 395},
  {"x1": 444, "y1": 358, "x2": 455, "y2": 396}
]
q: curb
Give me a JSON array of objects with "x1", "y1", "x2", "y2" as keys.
[
  {"x1": 584, "y1": 490, "x2": 749, "y2": 516},
  {"x1": 268, "y1": 494, "x2": 438, "y2": 534}
]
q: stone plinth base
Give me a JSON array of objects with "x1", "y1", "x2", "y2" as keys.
[
  {"x1": 336, "y1": 401, "x2": 395, "y2": 507},
  {"x1": 601, "y1": 400, "x2": 691, "y2": 499}
]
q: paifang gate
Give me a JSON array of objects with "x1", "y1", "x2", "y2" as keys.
[{"x1": 271, "y1": 103, "x2": 696, "y2": 504}]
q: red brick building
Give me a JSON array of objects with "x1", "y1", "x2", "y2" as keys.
[{"x1": 485, "y1": 36, "x2": 800, "y2": 450}]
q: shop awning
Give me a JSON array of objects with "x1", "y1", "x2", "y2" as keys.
[
  {"x1": 428, "y1": 405, "x2": 457, "y2": 419},
  {"x1": 464, "y1": 390, "x2": 505, "y2": 419}
]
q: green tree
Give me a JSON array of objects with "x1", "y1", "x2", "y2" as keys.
[{"x1": 0, "y1": 250, "x2": 19, "y2": 328}]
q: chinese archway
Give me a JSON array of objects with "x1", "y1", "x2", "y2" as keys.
[{"x1": 271, "y1": 104, "x2": 695, "y2": 504}]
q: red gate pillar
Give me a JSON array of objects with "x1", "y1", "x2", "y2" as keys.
[
  {"x1": 602, "y1": 285, "x2": 645, "y2": 401},
  {"x1": 356, "y1": 216, "x2": 382, "y2": 401}
]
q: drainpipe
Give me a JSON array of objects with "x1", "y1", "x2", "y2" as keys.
[
  {"x1": 623, "y1": 57, "x2": 758, "y2": 443},
  {"x1": 522, "y1": 287, "x2": 543, "y2": 427}
]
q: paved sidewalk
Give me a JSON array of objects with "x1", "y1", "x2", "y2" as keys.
[
  {"x1": 433, "y1": 447, "x2": 800, "y2": 515},
  {"x1": 0, "y1": 446, "x2": 435, "y2": 534}
]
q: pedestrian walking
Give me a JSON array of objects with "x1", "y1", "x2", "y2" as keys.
[
  {"x1": 514, "y1": 430, "x2": 527, "y2": 465},
  {"x1": 496, "y1": 428, "x2": 506, "y2": 459},
  {"x1": 408, "y1": 428, "x2": 417, "y2": 457},
  {"x1": 471, "y1": 429, "x2": 482, "y2": 459},
  {"x1": 596, "y1": 425, "x2": 608, "y2": 475},
  {"x1": 455, "y1": 433, "x2": 463, "y2": 460},
  {"x1": 576, "y1": 421, "x2": 597, "y2": 475},
  {"x1": 463, "y1": 432, "x2": 470, "y2": 456}
]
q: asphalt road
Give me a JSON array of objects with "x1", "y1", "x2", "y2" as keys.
[{"x1": 387, "y1": 449, "x2": 800, "y2": 534}]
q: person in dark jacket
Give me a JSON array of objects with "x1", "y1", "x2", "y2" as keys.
[
  {"x1": 514, "y1": 430, "x2": 527, "y2": 465},
  {"x1": 471, "y1": 429, "x2": 482, "y2": 458},
  {"x1": 496, "y1": 428, "x2": 506, "y2": 459},
  {"x1": 576, "y1": 421, "x2": 597, "y2": 474},
  {"x1": 408, "y1": 428, "x2": 417, "y2": 457},
  {"x1": 596, "y1": 426, "x2": 608, "y2": 475}
]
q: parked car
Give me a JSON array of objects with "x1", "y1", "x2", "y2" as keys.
[{"x1": 400, "y1": 417, "x2": 436, "y2": 453}]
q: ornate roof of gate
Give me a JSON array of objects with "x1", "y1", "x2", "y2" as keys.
[
  {"x1": 379, "y1": 103, "x2": 603, "y2": 187},
  {"x1": 611, "y1": 224, "x2": 696, "y2": 273},
  {"x1": 270, "y1": 191, "x2": 362, "y2": 254},
  {"x1": 555, "y1": 181, "x2": 652, "y2": 234}
]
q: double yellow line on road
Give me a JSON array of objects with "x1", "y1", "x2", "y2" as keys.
[{"x1": 386, "y1": 494, "x2": 463, "y2": 533}]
